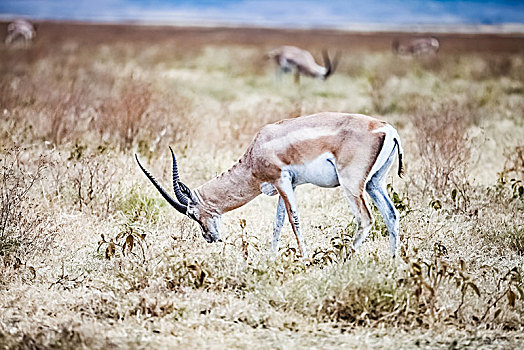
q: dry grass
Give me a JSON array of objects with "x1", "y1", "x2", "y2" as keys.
[{"x1": 0, "y1": 22, "x2": 523, "y2": 349}]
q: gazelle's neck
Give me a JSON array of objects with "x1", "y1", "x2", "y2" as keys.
[{"x1": 193, "y1": 159, "x2": 261, "y2": 214}]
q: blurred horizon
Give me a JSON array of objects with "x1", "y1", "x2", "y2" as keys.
[{"x1": 1, "y1": 0, "x2": 523, "y2": 31}]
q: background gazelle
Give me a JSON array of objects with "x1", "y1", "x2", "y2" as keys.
[
  {"x1": 5, "y1": 19, "x2": 36, "y2": 45},
  {"x1": 392, "y1": 37, "x2": 440, "y2": 56},
  {"x1": 266, "y1": 46, "x2": 339, "y2": 83},
  {"x1": 136, "y1": 112, "x2": 404, "y2": 257}
]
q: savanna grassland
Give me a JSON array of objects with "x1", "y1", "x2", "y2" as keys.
[{"x1": 1, "y1": 22, "x2": 523, "y2": 349}]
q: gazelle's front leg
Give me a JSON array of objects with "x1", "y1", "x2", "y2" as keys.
[
  {"x1": 294, "y1": 70, "x2": 300, "y2": 84},
  {"x1": 276, "y1": 171, "x2": 307, "y2": 257},
  {"x1": 272, "y1": 197, "x2": 286, "y2": 251}
]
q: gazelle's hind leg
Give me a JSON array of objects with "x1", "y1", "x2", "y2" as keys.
[
  {"x1": 275, "y1": 171, "x2": 307, "y2": 257},
  {"x1": 272, "y1": 197, "x2": 286, "y2": 251},
  {"x1": 336, "y1": 168, "x2": 374, "y2": 252},
  {"x1": 349, "y1": 193, "x2": 373, "y2": 251},
  {"x1": 365, "y1": 148, "x2": 400, "y2": 256}
]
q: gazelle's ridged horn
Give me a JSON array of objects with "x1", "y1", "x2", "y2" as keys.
[
  {"x1": 177, "y1": 181, "x2": 193, "y2": 199},
  {"x1": 322, "y1": 50, "x2": 332, "y2": 78},
  {"x1": 169, "y1": 146, "x2": 189, "y2": 205},
  {"x1": 135, "y1": 154, "x2": 188, "y2": 214},
  {"x1": 323, "y1": 50, "x2": 340, "y2": 79}
]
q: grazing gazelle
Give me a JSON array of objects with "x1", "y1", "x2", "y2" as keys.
[
  {"x1": 5, "y1": 19, "x2": 36, "y2": 46},
  {"x1": 136, "y1": 112, "x2": 404, "y2": 257},
  {"x1": 392, "y1": 37, "x2": 440, "y2": 57},
  {"x1": 266, "y1": 46, "x2": 339, "y2": 83}
]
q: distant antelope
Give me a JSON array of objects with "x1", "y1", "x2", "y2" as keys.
[
  {"x1": 136, "y1": 112, "x2": 404, "y2": 257},
  {"x1": 5, "y1": 19, "x2": 36, "y2": 46},
  {"x1": 266, "y1": 46, "x2": 339, "y2": 83},
  {"x1": 392, "y1": 37, "x2": 440, "y2": 57}
]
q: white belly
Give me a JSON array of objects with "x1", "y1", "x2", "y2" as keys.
[{"x1": 284, "y1": 152, "x2": 339, "y2": 188}]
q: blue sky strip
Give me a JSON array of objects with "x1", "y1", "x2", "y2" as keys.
[{"x1": 0, "y1": 1, "x2": 523, "y2": 27}]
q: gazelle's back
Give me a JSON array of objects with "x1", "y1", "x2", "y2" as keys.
[
  {"x1": 279, "y1": 46, "x2": 316, "y2": 67},
  {"x1": 247, "y1": 113, "x2": 386, "y2": 180}
]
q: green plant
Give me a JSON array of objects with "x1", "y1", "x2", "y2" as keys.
[
  {"x1": 165, "y1": 259, "x2": 210, "y2": 290},
  {"x1": 401, "y1": 241, "x2": 524, "y2": 326},
  {"x1": 239, "y1": 218, "x2": 248, "y2": 260},
  {"x1": 387, "y1": 184, "x2": 411, "y2": 215},
  {"x1": 117, "y1": 188, "x2": 165, "y2": 224},
  {"x1": 402, "y1": 242, "x2": 482, "y2": 323},
  {"x1": 231, "y1": 218, "x2": 261, "y2": 261},
  {"x1": 310, "y1": 238, "x2": 350, "y2": 266},
  {"x1": 481, "y1": 267, "x2": 524, "y2": 322},
  {"x1": 97, "y1": 223, "x2": 148, "y2": 262}
]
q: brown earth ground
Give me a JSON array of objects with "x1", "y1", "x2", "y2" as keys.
[{"x1": 2, "y1": 21, "x2": 524, "y2": 52}]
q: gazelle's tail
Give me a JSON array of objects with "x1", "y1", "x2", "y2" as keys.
[
  {"x1": 393, "y1": 135, "x2": 404, "y2": 178},
  {"x1": 368, "y1": 124, "x2": 405, "y2": 182}
]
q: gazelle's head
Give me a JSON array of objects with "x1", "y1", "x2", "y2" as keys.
[
  {"x1": 429, "y1": 37, "x2": 440, "y2": 51},
  {"x1": 185, "y1": 200, "x2": 222, "y2": 243},
  {"x1": 135, "y1": 148, "x2": 222, "y2": 243}
]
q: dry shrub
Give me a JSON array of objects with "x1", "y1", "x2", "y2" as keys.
[
  {"x1": 503, "y1": 226, "x2": 524, "y2": 254},
  {"x1": 0, "y1": 324, "x2": 97, "y2": 350},
  {"x1": 228, "y1": 101, "x2": 297, "y2": 147},
  {"x1": 319, "y1": 264, "x2": 406, "y2": 325},
  {"x1": 0, "y1": 76, "x2": 27, "y2": 110},
  {"x1": 364, "y1": 56, "x2": 412, "y2": 115},
  {"x1": 226, "y1": 46, "x2": 267, "y2": 76},
  {"x1": 0, "y1": 71, "x2": 95, "y2": 145},
  {"x1": 478, "y1": 202, "x2": 524, "y2": 255},
  {"x1": 135, "y1": 92, "x2": 196, "y2": 159},
  {"x1": 1, "y1": 148, "x2": 45, "y2": 251},
  {"x1": 366, "y1": 69, "x2": 393, "y2": 114},
  {"x1": 45, "y1": 143, "x2": 120, "y2": 216},
  {"x1": 417, "y1": 55, "x2": 444, "y2": 74},
  {"x1": 492, "y1": 145, "x2": 524, "y2": 206},
  {"x1": 410, "y1": 100, "x2": 474, "y2": 200},
  {"x1": 400, "y1": 243, "x2": 523, "y2": 328},
  {"x1": 471, "y1": 55, "x2": 516, "y2": 81},
  {"x1": 0, "y1": 147, "x2": 56, "y2": 283},
  {"x1": 43, "y1": 81, "x2": 91, "y2": 145},
  {"x1": 501, "y1": 145, "x2": 524, "y2": 182},
  {"x1": 95, "y1": 76, "x2": 194, "y2": 155},
  {"x1": 280, "y1": 244, "x2": 523, "y2": 329},
  {"x1": 483, "y1": 145, "x2": 524, "y2": 253},
  {"x1": 97, "y1": 77, "x2": 153, "y2": 150},
  {"x1": 66, "y1": 143, "x2": 117, "y2": 215},
  {"x1": 280, "y1": 257, "x2": 407, "y2": 325}
]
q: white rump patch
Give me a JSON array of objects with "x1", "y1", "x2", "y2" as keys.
[{"x1": 366, "y1": 124, "x2": 398, "y2": 183}]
